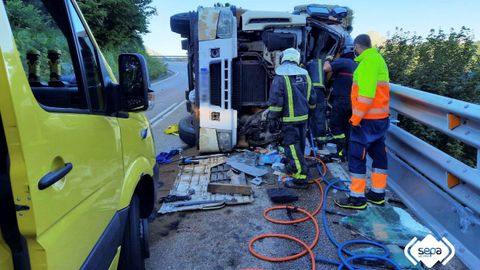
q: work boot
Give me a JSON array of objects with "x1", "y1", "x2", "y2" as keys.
[
  {"x1": 366, "y1": 190, "x2": 385, "y2": 205},
  {"x1": 284, "y1": 179, "x2": 309, "y2": 189},
  {"x1": 334, "y1": 196, "x2": 367, "y2": 210}
]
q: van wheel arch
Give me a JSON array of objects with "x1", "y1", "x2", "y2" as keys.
[{"x1": 134, "y1": 175, "x2": 156, "y2": 219}]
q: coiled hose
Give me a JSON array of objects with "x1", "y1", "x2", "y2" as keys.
[{"x1": 247, "y1": 131, "x2": 401, "y2": 270}]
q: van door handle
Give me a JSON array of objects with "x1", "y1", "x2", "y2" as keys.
[{"x1": 38, "y1": 163, "x2": 73, "y2": 190}]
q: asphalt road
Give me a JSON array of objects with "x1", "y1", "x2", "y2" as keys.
[
  {"x1": 146, "y1": 61, "x2": 189, "y2": 154},
  {"x1": 144, "y1": 62, "x2": 466, "y2": 270}
]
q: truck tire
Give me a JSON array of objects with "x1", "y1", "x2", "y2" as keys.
[
  {"x1": 170, "y1": 13, "x2": 190, "y2": 37},
  {"x1": 119, "y1": 195, "x2": 145, "y2": 270},
  {"x1": 179, "y1": 115, "x2": 196, "y2": 146}
]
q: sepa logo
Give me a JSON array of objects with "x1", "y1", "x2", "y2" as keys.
[{"x1": 404, "y1": 234, "x2": 455, "y2": 268}]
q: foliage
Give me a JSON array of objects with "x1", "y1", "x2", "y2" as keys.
[
  {"x1": 6, "y1": 0, "x2": 165, "y2": 81},
  {"x1": 381, "y1": 27, "x2": 480, "y2": 167},
  {"x1": 77, "y1": 0, "x2": 165, "y2": 80},
  {"x1": 6, "y1": 0, "x2": 73, "y2": 81}
]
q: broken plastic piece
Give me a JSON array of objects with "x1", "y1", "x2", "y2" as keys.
[
  {"x1": 340, "y1": 204, "x2": 431, "y2": 247},
  {"x1": 227, "y1": 161, "x2": 268, "y2": 177},
  {"x1": 251, "y1": 177, "x2": 263, "y2": 186}
]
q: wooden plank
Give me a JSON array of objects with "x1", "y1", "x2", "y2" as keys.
[{"x1": 207, "y1": 182, "x2": 252, "y2": 195}]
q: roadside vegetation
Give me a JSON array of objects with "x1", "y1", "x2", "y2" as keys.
[
  {"x1": 77, "y1": 0, "x2": 167, "y2": 80},
  {"x1": 381, "y1": 27, "x2": 480, "y2": 167},
  {"x1": 6, "y1": 0, "x2": 166, "y2": 81}
]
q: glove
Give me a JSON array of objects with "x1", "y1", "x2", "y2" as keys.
[
  {"x1": 325, "y1": 55, "x2": 334, "y2": 62},
  {"x1": 261, "y1": 109, "x2": 270, "y2": 121}
]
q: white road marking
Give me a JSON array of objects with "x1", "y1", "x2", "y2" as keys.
[
  {"x1": 152, "y1": 70, "x2": 179, "y2": 86},
  {"x1": 151, "y1": 100, "x2": 187, "y2": 128},
  {"x1": 149, "y1": 103, "x2": 177, "y2": 125}
]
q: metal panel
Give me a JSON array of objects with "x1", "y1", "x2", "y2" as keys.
[
  {"x1": 390, "y1": 84, "x2": 480, "y2": 149},
  {"x1": 387, "y1": 125, "x2": 480, "y2": 211},
  {"x1": 387, "y1": 153, "x2": 480, "y2": 270},
  {"x1": 388, "y1": 84, "x2": 480, "y2": 268}
]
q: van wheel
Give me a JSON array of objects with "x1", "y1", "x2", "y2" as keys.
[
  {"x1": 119, "y1": 195, "x2": 145, "y2": 270},
  {"x1": 170, "y1": 13, "x2": 190, "y2": 37},
  {"x1": 179, "y1": 115, "x2": 196, "y2": 146}
]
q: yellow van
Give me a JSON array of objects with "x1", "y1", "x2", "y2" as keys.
[{"x1": 0, "y1": 0, "x2": 157, "y2": 269}]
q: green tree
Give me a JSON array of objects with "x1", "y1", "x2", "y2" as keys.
[
  {"x1": 76, "y1": 0, "x2": 166, "y2": 79},
  {"x1": 381, "y1": 28, "x2": 480, "y2": 167}
]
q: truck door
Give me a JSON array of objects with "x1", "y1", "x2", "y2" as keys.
[{"x1": 1, "y1": 0, "x2": 123, "y2": 268}]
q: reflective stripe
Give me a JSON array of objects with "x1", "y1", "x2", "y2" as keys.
[
  {"x1": 350, "y1": 173, "x2": 366, "y2": 179},
  {"x1": 307, "y1": 74, "x2": 312, "y2": 100},
  {"x1": 367, "y1": 107, "x2": 389, "y2": 114},
  {"x1": 358, "y1": 96, "x2": 374, "y2": 104},
  {"x1": 313, "y1": 82, "x2": 323, "y2": 86},
  {"x1": 372, "y1": 168, "x2": 388, "y2": 174},
  {"x1": 294, "y1": 174, "x2": 307, "y2": 180},
  {"x1": 371, "y1": 187, "x2": 385, "y2": 193},
  {"x1": 309, "y1": 104, "x2": 316, "y2": 109},
  {"x1": 282, "y1": 114, "x2": 308, "y2": 122},
  {"x1": 352, "y1": 109, "x2": 366, "y2": 118},
  {"x1": 317, "y1": 59, "x2": 324, "y2": 87},
  {"x1": 316, "y1": 136, "x2": 328, "y2": 141},
  {"x1": 269, "y1": 106, "x2": 283, "y2": 112},
  {"x1": 350, "y1": 191, "x2": 365, "y2": 198},
  {"x1": 284, "y1": 75, "x2": 294, "y2": 118},
  {"x1": 332, "y1": 133, "x2": 346, "y2": 139},
  {"x1": 289, "y1": 144, "x2": 303, "y2": 178},
  {"x1": 377, "y1": 81, "x2": 389, "y2": 86}
]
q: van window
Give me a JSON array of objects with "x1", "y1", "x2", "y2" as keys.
[
  {"x1": 67, "y1": 1, "x2": 105, "y2": 111},
  {"x1": 5, "y1": 0, "x2": 99, "y2": 111}
]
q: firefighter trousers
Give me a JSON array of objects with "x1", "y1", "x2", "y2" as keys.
[
  {"x1": 309, "y1": 87, "x2": 327, "y2": 140},
  {"x1": 348, "y1": 118, "x2": 389, "y2": 197},
  {"x1": 330, "y1": 96, "x2": 352, "y2": 157},
  {"x1": 282, "y1": 122, "x2": 308, "y2": 183}
]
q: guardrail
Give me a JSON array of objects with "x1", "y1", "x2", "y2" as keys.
[
  {"x1": 386, "y1": 83, "x2": 480, "y2": 269},
  {"x1": 151, "y1": 55, "x2": 188, "y2": 62}
]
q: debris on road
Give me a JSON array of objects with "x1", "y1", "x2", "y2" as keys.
[
  {"x1": 158, "y1": 155, "x2": 254, "y2": 214},
  {"x1": 164, "y1": 123, "x2": 179, "y2": 135},
  {"x1": 266, "y1": 188, "x2": 298, "y2": 203},
  {"x1": 156, "y1": 149, "x2": 180, "y2": 165}
]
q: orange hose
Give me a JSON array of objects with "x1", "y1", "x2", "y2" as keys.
[{"x1": 248, "y1": 179, "x2": 324, "y2": 270}]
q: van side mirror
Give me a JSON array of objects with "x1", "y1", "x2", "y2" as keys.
[{"x1": 119, "y1": 53, "x2": 150, "y2": 112}]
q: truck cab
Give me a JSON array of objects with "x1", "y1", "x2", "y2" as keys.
[
  {"x1": 0, "y1": 0, "x2": 157, "y2": 269},
  {"x1": 171, "y1": 4, "x2": 352, "y2": 153}
]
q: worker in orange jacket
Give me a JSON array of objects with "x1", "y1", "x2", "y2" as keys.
[{"x1": 335, "y1": 34, "x2": 390, "y2": 210}]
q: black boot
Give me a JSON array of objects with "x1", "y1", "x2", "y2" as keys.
[
  {"x1": 334, "y1": 196, "x2": 367, "y2": 210},
  {"x1": 366, "y1": 190, "x2": 385, "y2": 205}
]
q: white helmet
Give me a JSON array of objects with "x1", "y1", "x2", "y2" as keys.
[{"x1": 281, "y1": 48, "x2": 300, "y2": 65}]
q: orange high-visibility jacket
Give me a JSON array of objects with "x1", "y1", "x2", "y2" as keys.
[{"x1": 350, "y1": 48, "x2": 390, "y2": 126}]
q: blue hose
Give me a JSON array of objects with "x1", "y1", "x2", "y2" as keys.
[{"x1": 308, "y1": 130, "x2": 400, "y2": 269}]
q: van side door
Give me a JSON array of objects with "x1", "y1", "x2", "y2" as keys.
[{"x1": 2, "y1": 0, "x2": 124, "y2": 268}]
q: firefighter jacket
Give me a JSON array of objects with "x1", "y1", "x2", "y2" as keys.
[{"x1": 268, "y1": 63, "x2": 316, "y2": 123}]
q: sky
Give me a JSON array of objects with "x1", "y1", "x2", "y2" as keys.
[{"x1": 143, "y1": 0, "x2": 480, "y2": 55}]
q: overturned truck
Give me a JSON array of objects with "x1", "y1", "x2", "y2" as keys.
[{"x1": 171, "y1": 4, "x2": 353, "y2": 153}]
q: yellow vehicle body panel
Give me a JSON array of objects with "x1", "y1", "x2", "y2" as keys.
[{"x1": 0, "y1": 1, "x2": 156, "y2": 269}]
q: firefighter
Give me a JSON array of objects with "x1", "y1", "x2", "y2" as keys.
[
  {"x1": 334, "y1": 34, "x2": 390, "y2": 209},
  {"x1": 267, "y1": 48, "x2": 316, "y2": 189},
  {"x1": 324, "y1": 36, "x2": 357, "y2": 160},
  {"x1": 306, "y1": 58, "x2": 327, "y2": 146}
]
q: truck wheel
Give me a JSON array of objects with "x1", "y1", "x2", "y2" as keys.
[
  {"x1": 179, "y1": 115, "x2": 196, "y2": 146},
  {"x1": 170, "y1": 13, "x2": 190, "y2": 37},
  {"x1": 119, "y1": 195, "x2": 145, "y2": 270}
]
